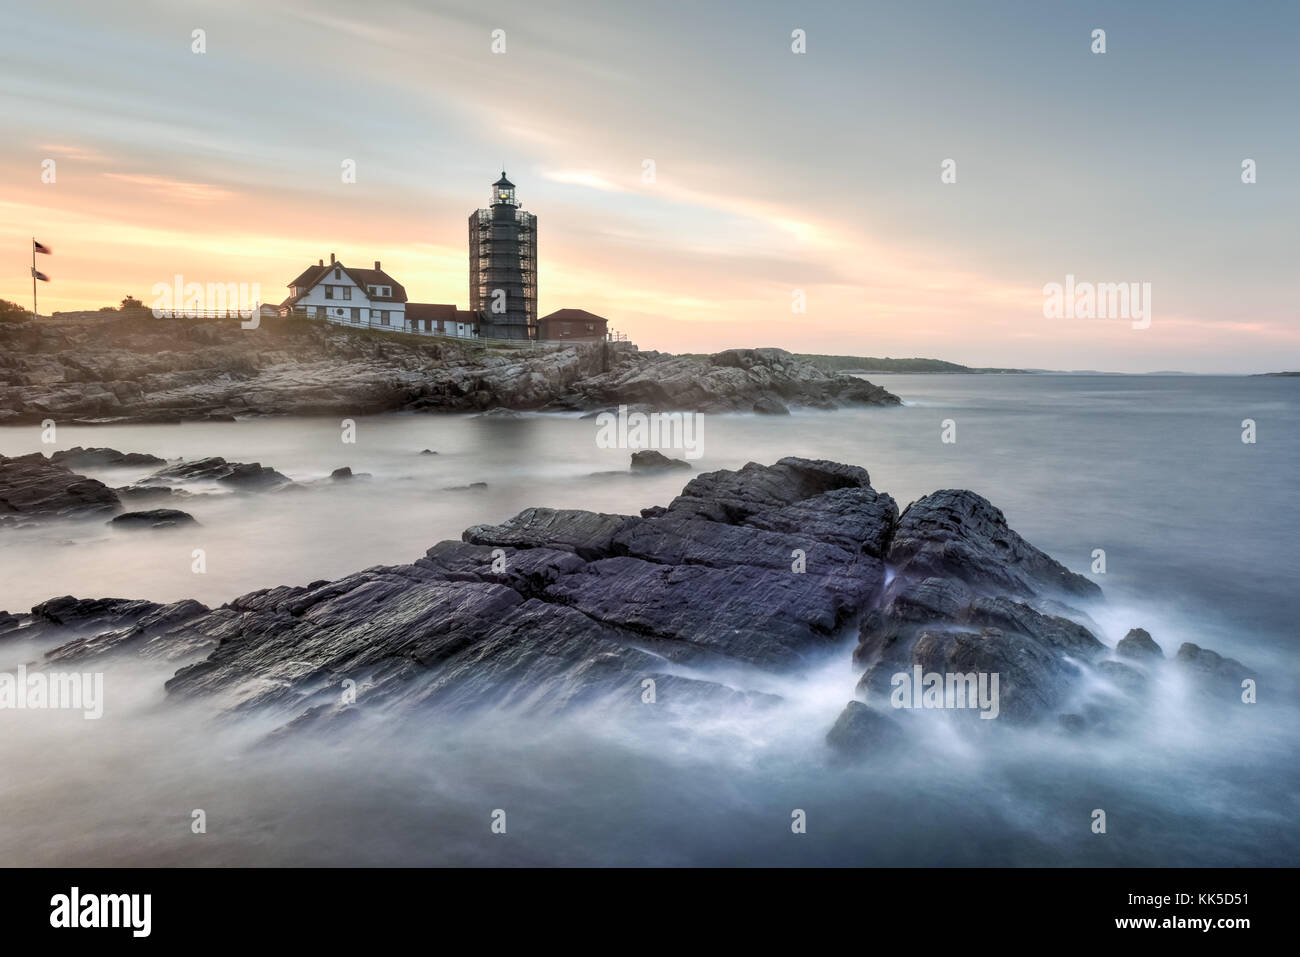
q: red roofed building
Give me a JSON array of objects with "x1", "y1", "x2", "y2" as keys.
[{"x1": 537, "y1": 308, "x2": 608, "y2": 341}]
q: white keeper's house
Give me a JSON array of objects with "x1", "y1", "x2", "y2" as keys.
[{"x1": 279, "y1": 253, "x2": 477, "y2": 338}]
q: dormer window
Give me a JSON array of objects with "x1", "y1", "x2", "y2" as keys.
[{"x1": 334, "y1": 267, "x2": 341, "y2": 280}]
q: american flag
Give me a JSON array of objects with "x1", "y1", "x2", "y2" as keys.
[{"x1": 33, "y1": 239, "x2": 52, "y2": 255}]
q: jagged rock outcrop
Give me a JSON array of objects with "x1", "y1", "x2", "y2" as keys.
[
  {"x1": 0, "y1": 316, "x2": 898, "y2": 421},
  {"x1": 0, "y1": 452, "x2": 121, "y2": 523},
  {"x1": 0, "y1": 457, "x2": 1252, "y2": 749},
  {"x1": 545, "y1": 347, "x2": 900, "y2": 413},
  {"x1": 140, "y1": 457, "x2": 291, "y2": 490},
  {"x1": 629, "y1": 450, "x2": 690, "y2": 472},
  {"x1": 48, "y1": 446, "x2": 165, "y2": 468}
]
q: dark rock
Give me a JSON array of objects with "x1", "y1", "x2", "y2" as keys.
[
  {"x1": 46, "y1": 599, "x2": 211, "y2": 662},
  {"x1": 629, "y1": 449, "x2": 691, "y2": 472},
  {"x1": 666, "y1": 457, "x2": 873, "y2": 524},
  {"x1": 442, "y1": 482, "x2": 487, "y2": 491},
  {"x1": 109, "y1": 508, "x2": 198, "y2": 529},
  {"x1": 826, "y1": 700, "x2": 902, "y2": 754},
  {"x1": 330, "y1": 467, "x2": 353, "y2": 481},
  {"x1": 419, "y1": 449, "x2": 437, "y2": 455},
  {"x1": 116, "y1": 484, "x2": 184, "y2": 503},
  {"x1": 0, "y1": 453, "x2": 121, "y2": 521},
  {"x1": 1116, "y1": 627, "x2": 1163, "y2": 660},
  {"x1": 142, "y1": 457, "x2": 291, "y2": 490},
  {"x1": 465, "y1": 507, "x2": 630, "y2": 560},
  {"x1": 744, "y1": 487, "x2": 897, "y2": 557},
  {"x1": 752, "y1": 394, "x2": 790, "y2": 415},
  {"x1": 12, "y1": 457, "x2": 1200, "y2": 744},
  {"x1": 1175, "y1": 642, "x2": 1255, "y2": 697},
  {"x1": 26, "y1": 596, "x2": 160, "y2": 639},
  {"x1": 888, "y1": 489, "x2": 1101, "y2": 600},
  {"x1": 859, "y1": 627, "x2": 1081, "y2": 723},
  {"x1": 49, "y1": 446, "x2": 165, "y2": 468}
]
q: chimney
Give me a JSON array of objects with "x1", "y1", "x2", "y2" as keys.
[
  {"x1": 318, "y1": 259, "x2": 323, "y2": 267},
  {"x1": 330, "y1": 252, "x2": 336, "y2": 265},
  {"x1": 374, "y1": 260, "x2": 381, "y2": 270}
]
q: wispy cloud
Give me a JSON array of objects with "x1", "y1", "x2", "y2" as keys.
[{"x1": 101, "y1": 173, "x2": 235, "y2": 204}]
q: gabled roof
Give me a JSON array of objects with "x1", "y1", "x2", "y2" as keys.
[
  {"x1": 406, "y1": 303, "x2": 458, "y2": 323},
  {"x1": 284, "y1": 261, "x2": 407, "y2": 305},
  {"x1": 345, "y1": 267, "x2": 407, "y2": 302},
  {"x1": 540, "y1": 308, "x2": 607, "y2": 324}
]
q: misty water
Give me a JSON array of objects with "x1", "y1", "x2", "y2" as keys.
[{"x1": 2, "y1": 374, "x2": 1297, "y2": 865}]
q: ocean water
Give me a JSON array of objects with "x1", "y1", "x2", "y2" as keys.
[{"x1": 1, "y1": 374, "x2": 1296, "y2": 865}]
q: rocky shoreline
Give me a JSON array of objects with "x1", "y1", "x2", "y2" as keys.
[
  {"x1": 0, "y1": 457, "x2": 1253, "y2": 751},
  {"x1": 0, "y1": 315, "x2": 899, "y2": 423}
]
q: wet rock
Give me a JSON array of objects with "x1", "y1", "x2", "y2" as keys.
[
  {"x1": 45, "y1": 599, "x2": 211, "y2": 662},
  {"x1": 1175, "y1": 642, "x2": 1255, "y2": 697},
  {"x1": 12, "y1": 456, "x2": 1223, "y2": 745},
  {"x1": 23, "y1": 596, "x2": 161, "y2": 641},
  {"x1": 888, "y1": 489, "x2": 1101, "y2": 601},
  {"x1": 0, "y1": 453, "x2": 121, "y2": 521},
  {"x1": 466, "y1": 507, "x2": 630, "y2": 559},
  {"x1": 330, "y1": 467, "x2": 353, "y2": 481},
  {"x1": 109, "y1": 508, "x2": 198, "y2": 529},
  {"x1": 629, "y1": 449, "x2": 691, "y2": 472},
  {"x1": 419, "y1": 449, "x2": 437, "y2": 455},
  {"x1": 666, "y1": 457, "x2": 874, "y2": 525},
  {"x1": 826, "y1": 700, "x2": 902, "y2": 754},
  {"x1": 442, "y1": 482, "x2": 487, "y2": 492},
  {"x1": 142, "y1": 457, "x2": 291, "y2": 490},
  {"x1": 1116, "y1": 627, "x2": 1163, "y2": 660},
  {"x1": 115, "y1": 485, "x2": 184, "y2": 503},
  {"x1": 49, "y1": 446, "x2": 165, "y2": 468}
]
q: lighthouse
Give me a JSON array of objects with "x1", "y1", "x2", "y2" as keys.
[{"x1": 469, "y1": 171, "x2": 537, "y2": 339}]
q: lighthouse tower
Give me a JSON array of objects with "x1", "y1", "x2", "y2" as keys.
[{"x1": 469, "y1": 171, "x2": 537, "y2": 339}]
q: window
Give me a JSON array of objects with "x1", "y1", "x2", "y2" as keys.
[
  {"x1": 342, "y1": 287, "x2": 351, "y2": 300},
  {"x1": 325, "y1": 286, "x2": 335, "y2": 299}
]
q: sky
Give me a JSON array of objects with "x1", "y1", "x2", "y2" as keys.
[{"x1": 0, "y1": 0, "x2": 1296, "y2": 372}]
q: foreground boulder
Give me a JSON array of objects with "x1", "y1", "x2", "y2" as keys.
[
  {"x1": 109, "y1": 508, "x2": 198, "y2": 529},
  {"x1": 0, "y1": 453, "x2": 121, "y2": 522},
  {"x1": 140, "y1": 457, "x2": 291, "y2": 490},
  {"x1": 0, "y1": 457, "x2": 1253, "y2": 747},
  {"x1": 629, "y1": 450, "x2": 690, "y2": 472},
  {"x1": 49, "y1": 447, "x2": 165, "y2": 468}
]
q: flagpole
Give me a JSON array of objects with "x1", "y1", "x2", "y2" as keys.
[{"x1": 31, "y1": 238, "x2": 37, "y2": 321}]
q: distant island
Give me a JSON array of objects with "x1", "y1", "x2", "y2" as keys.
[{"x1": 798, "y1": 354, "x2": 1037, "y2": 375}]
